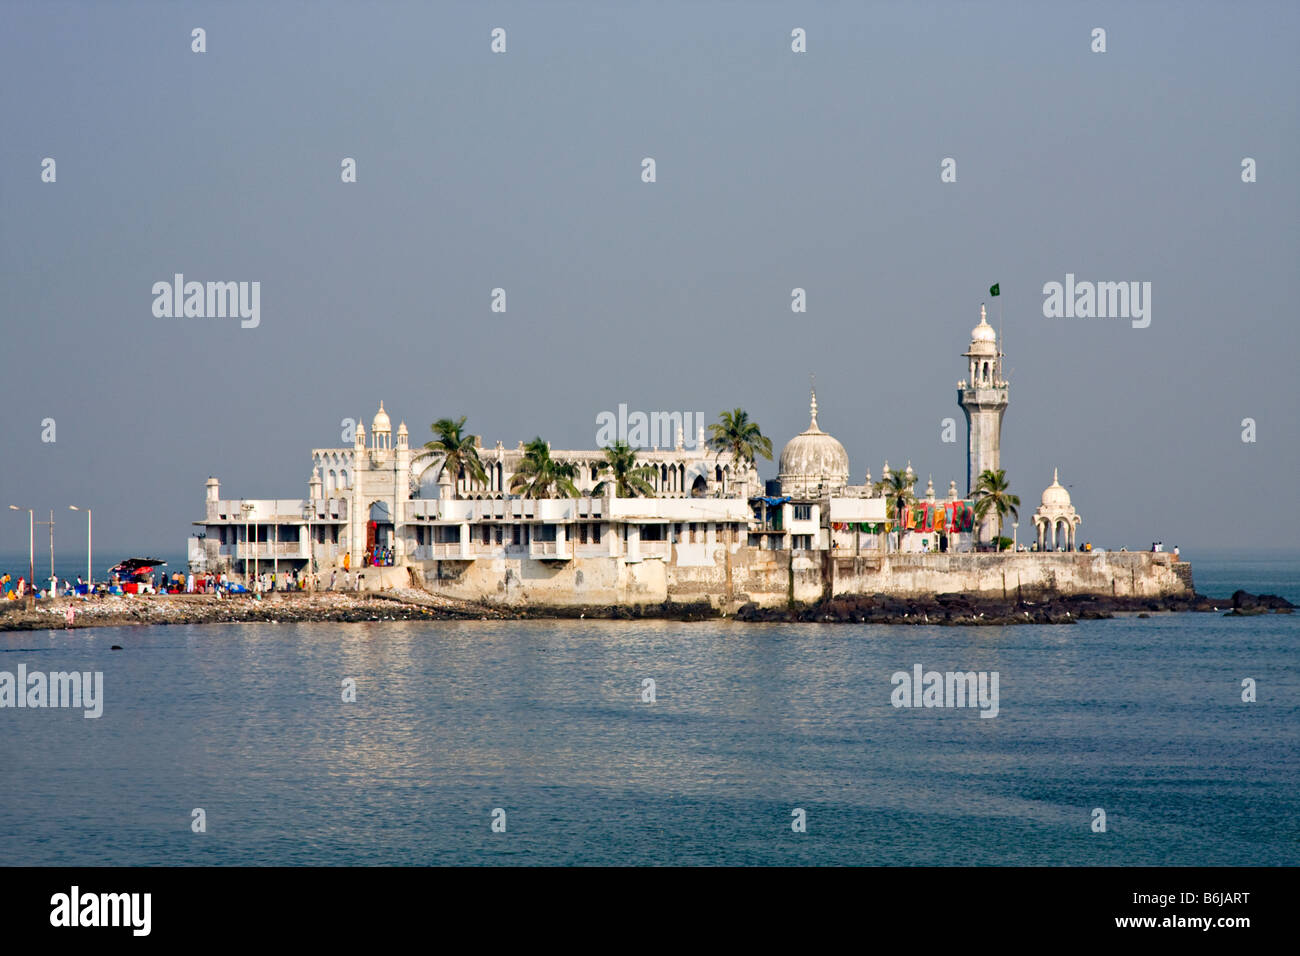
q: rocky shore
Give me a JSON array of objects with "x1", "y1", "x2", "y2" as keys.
[
  {"x1": 0, "y1": 588, "x2": 508, "y2": 632},
  {"x1": 732, "y1": 589, "x2": 1295, "y2": 625},
  {"x1": 0, "y1": 587, "x2": 1292, "y2": 633}
]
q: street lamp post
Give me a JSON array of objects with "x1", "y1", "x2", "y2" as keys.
[
  {"x1": 304, "y1": 502, "x2": 315, "y2": 580},
  {"x1": 35, "y1": 510, "x2": 55, "y2": 586},
  {"x1": 240, "y1": 501, "x2": 255, "y2": 586},
  {"x1": 69, "y1": 506, "x2": 92, "y2": 585},
  {"x1": 1012, "y1": 519, "x2": 1019, "y2": 553},
  {"x1": 8, "y1": 505, "x2": 35, "y2": 606}
]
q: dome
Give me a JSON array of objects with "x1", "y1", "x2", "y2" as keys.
[
  {"x1": 968, "y1": 305, "x2": 998, "y2": 354},
  {"x1": 397, "y1": 421, "x2": 408, "y2": 437},
  {"x1": 778, "y1": 389, "x2": 850, "y2": 496},
  {"x1": 1040, "y1": 468, "x2": 1071, "y2": 509},
  {"x1": 371, "y1": 400, "x2": 391, "y2": 433}
]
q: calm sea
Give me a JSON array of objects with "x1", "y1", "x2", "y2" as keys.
[{"x1": 1, "y1": 611, "x2": 1296, "y2": 865}]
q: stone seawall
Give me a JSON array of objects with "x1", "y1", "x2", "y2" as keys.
[
  {"x1": 414, "y1": 549, "x2": 1192, "y2": 610},
  {"x1": 828, "y1": 552, "x2": 1191, "y2": 601}
]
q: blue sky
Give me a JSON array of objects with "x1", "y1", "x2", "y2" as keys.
[{"x1": 2, "y1": 0, "x2": 1296, "y2": 553}]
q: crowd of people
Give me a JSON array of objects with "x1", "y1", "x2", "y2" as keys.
[
  {"x1": 2, "y1": 571, "x2": 97, "y2": 600},
  {"x1": 1, "y1": 565, "x2": 371, "y2": 600}
]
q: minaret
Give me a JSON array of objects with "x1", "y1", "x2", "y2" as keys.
[{"x1": 958, "y1": 304, "x2": 1009, "y2": 497}]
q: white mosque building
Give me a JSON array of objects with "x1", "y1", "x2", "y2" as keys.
[{"x1": 189, "y1": 307, "x2": 1082, "y2": 583}]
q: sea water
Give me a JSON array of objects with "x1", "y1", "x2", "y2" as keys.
[{"x1": 1, "y1": 604, "x2": 1296, "y2": 865}]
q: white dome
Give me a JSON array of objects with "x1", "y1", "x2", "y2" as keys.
[
  {"x1": 371, "y1": 400, "x2": 391, "y2": 433},
  {"x1": 778, "y1": 390, "x2": 850, "y2": 495},
  {"x1": 1040, "y1": 468, "x2": 1071, "y2": 508},
  {"x1": 967, "y1": 305, "x2": 998, "y2": 359}
]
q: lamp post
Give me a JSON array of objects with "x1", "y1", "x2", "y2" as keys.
[
  {"x1": 1012, "y1": 519, "x2": 1019, "y2": 553},
  {"x1": 240, "y1": 501, "x2": 255, "y2": 585},
  {"x1": 303, "y1": 502, "x2": 316, "y2": 579},
  {"x1": 8, "y1": 505, "x2": 35, "y2": 606},
  {"x1": 35, "y1": 510, "x2": 55, "y2": 585},
  {"x1": 69, "y1": 506, "x2": 92, "y2": 585}
]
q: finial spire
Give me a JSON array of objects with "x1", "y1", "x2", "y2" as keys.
[
  {"x1": 980, "y1": 303, "x2": 987, "y2": 323},
  {"x1": 809, "y1": 374, "x2": 819, "y2": 429},
  {"x1": 1053, "y1": 467, "x2": 1059, "y2": 484}
]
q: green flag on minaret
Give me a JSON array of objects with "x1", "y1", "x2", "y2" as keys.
[{"x1": 989, "y1": 283, "x2": 1000, "y2": 297}]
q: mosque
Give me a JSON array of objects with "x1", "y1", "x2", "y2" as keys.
[{"x1": 189, "y1": 307, "x2": 1084, "y2": 591}]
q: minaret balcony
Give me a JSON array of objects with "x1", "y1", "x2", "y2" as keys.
[{"x1": 958, "y1": 385, "x2": 1009, "y2": 405}]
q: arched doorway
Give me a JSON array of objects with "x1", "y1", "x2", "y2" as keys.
[{"x1": 367, "y1": 501, "x2": 395, "y2": 566}]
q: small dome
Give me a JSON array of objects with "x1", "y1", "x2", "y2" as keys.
[
  {"x1": 778, "y1": 389, "x2": 850, "y2": 495},
  {"x1": 372, "y1": 401, "x2": 391, "y2": 433},
  {"x1": 968, "y1": 305, "x2": 998, "y2": 354},
  {"x1": 1040, "y1": 468, "x2": 1071, "y2": 508},
  {"x1": 397, "y1": 421, "x2": 408, "y2": 436}
]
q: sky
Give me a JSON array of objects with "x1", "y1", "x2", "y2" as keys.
[{"x1": 1, "y1": 0, "x2": 1297, "y2": 556}]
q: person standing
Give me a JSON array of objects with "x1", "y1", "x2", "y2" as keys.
[{"x1": 330, "y1": 569, "x2": 337, "y2": 591}]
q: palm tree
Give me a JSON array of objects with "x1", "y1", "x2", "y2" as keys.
[
  {"x1": 874, "y1": 468, "x2": 915, "y2": 551},
  {"x1": 509, "y1": 437, "x2": 580, "y2": 499},
  {"x1": 421, "y1": 416, "x2": 487, "y2": 498},
  {"x1": 707, "y1": 408, "x2": 773, "y2": 496},
  {"x1": 972, "y1": 468, "x2": 1020, "y2": 551},
  {"x1": 592, "y1": 441, "x2": 657, "y2": 498}
]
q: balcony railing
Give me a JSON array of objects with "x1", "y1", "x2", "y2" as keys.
[
  {"x1": 414, "y1": 542, "x2": 474, "y2": 560},
  {"x1": 221, "y1": 542, "x2": 307, "y2": 559},
  {"x1": 528, "y1": 539, "x2": 570, "y2": 559}
]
